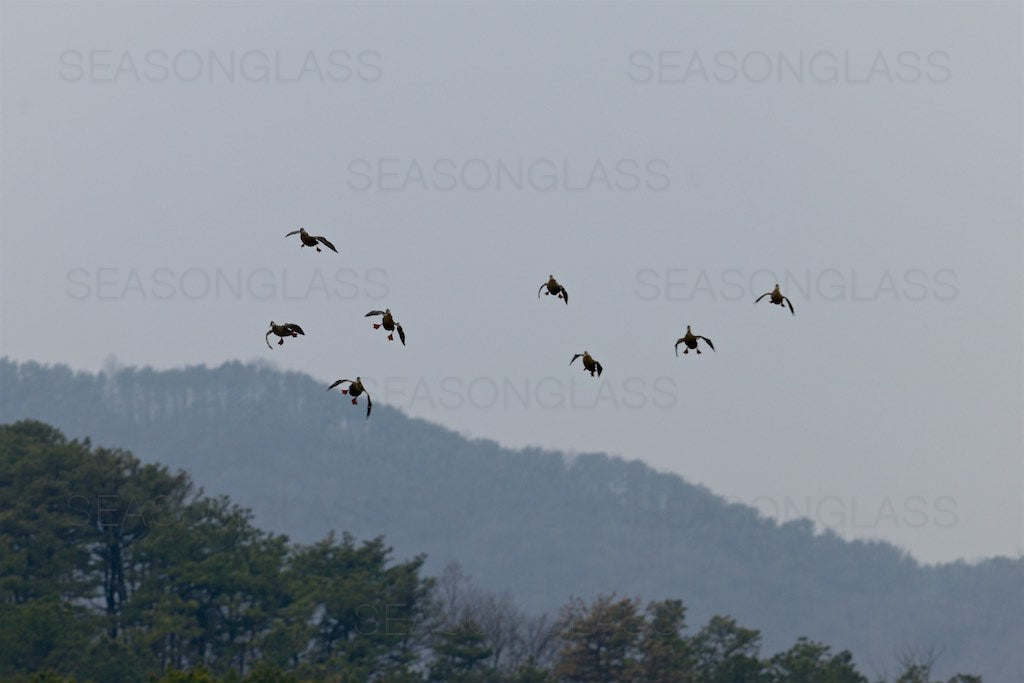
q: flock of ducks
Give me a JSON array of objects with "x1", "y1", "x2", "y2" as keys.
[
  {"x1": 268, "y1": 230, "x2": 796, "y2": 420},
  {"x1": 546, "y1": 278, "x2": 793, "y2": 378},
  {"x1": 267, "y1": 229, "x2": 382, "y2": 419}
]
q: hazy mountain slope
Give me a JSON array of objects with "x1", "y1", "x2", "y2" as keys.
[{"x1": 1, "y1": 357, "x2": 1020, "y2": 682}]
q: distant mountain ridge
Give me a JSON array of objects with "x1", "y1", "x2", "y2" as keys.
[{"x1": 1, "y1": 357, "x2": 1021, "y2": 682}]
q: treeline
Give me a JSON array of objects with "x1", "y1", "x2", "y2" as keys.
[{"x1": 0, "y1": 420, "x2": 979, "y2": 682}]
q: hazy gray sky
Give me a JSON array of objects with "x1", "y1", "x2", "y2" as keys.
[{"x1": 2, "y1": 1, "x2": 1021, "y2": 564}]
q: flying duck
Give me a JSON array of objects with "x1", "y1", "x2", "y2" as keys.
[
  {"x1": 755, "y1": 283, "x2": 794, "y2": 315},
  {"x1": 538, "y1": 275, "x2": 568, "y2": 304},
  {"x1": 285, "y1": 227, "x2": 338, "y2": 253},
  {"x1": 327, "y1": 377, "x2": 372, "y2": 419},
  {"x1": 266, "y1": 321, "x2": 305, "y2": 348},
  {"x1": 570, "y1": 351, "x2": 603, "y2": 377},
  {"x1": 675, "y1": 326, "x2": 715, "y2": 355},
  {"x1": 365, "y1": 309, "x2": 406, "y2": 345}
]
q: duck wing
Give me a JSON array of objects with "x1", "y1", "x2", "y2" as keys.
[
  {"x1": 285, "y1": 229, "x2": 301, "y2": 237},
  {"x1": 570, "y1": 354, "x2": 582, "y2": 365},
  {"x1": 755, "y1": 292, "x2": 771, "y2": 303},
  {"x1": 286, "y1": 323, "x2": 305, "y2": 335},
  {"x1": 365, "y1": 393, "x2": 372, "y2": 419},
  {"x1": 674, "y1": 338, "x2": 684, "y2": 356},
  {"x1": 595, "y1": 362, "x2": 603, "y2": 377},
  {"x1": 783, "y1": 297, "x2": 794, "y2": 315},
  {"x1": 396, "y1": 324, "x2": 406, "y2": 346},
  {"x1": 698, "y1": 336, "x2": 715, "y2": 351},
  {"x1": 316, "y1": 236, "x2": 338, "y2": 253},
  {"x1": 561, "y1": 286, "x2": 568, "y2": 304},
  {"x1": 327, "y1": 379, "x2": 352, "y2": 391}
]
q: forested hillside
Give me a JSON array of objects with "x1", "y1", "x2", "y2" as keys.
[
  {"x1": 0, "y1": 420, "x2": 980, "y2": 682},
  {"x1": 1, "y1": 358, "x2": 1020, "y2": 682}
]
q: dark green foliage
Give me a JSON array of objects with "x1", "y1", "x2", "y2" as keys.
[
  {"x1": 427, "y1": 619, "x2": 493, "y2": 681},
  {"x1": 765, "y1": 637, "x2": 866, "y2": 683},
  {"x1": 640, "y1": 598, "x2": 693, "y2": 682},
  {"x1": 0, "y1": 420, "x2": 428, "y2": 681},
  {"x1": 689, "y1": 615, "x2": 766, "y2": 683},
  {"x1": 0, "y1": 598, "x2": 89, "y2": 676},
  {"x1": 552, "y1": 594, "x2": 646, "y2": 681},
  {"x1": 282, "y1": 531, "x2": 431, "y2": 679}
]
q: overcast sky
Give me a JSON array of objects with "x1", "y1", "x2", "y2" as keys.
[{"x1": 2, "y1": 1, "x2": 1021, "y2": 564}]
